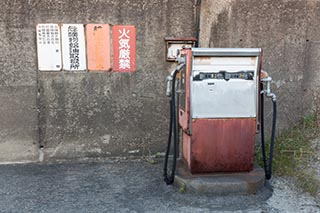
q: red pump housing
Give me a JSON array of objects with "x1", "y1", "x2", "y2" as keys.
[{"x1": 178, "y1": 48, "x2": 262, "y2": 174}]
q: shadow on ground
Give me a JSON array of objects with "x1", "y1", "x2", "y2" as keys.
[{"x1": 0, "y1": 158, "x2": 310, "y2": 212}]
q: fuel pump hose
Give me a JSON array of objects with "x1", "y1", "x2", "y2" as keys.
[
  {"x1": 163, "y1": 64, "x2": 185, "y2": 185},
  {"x1": 260, "y1": 83, "x2": 277, "y2": 180}
]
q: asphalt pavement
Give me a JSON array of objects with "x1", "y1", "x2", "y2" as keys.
[{"x1": 0, "y1": 158, "x2": 317, "y2": 212}]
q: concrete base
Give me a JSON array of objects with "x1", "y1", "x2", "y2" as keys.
[{"x1": 174, "y1": 160, "x2": 265, "y2": 195}]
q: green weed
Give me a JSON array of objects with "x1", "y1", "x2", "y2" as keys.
[
  {"x1": 255, "y1": 113, "x2": 320, "y2": 196},
  {"x1": 179, "y1": 183, "x2": 186, "y2": 193}
]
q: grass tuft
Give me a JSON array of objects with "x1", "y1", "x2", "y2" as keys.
[{"x1": 255, "y1": 113, "x2": 320, "y2": 196}]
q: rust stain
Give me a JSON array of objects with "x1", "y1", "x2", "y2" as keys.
[
  {"x1": 193, "y1": 56, "x2": 212, "y2": 65},
  {"x1": 93, "y1": 26, "x2": 102, "y2": 31},
  {"x1": 182, "y1": 131, "x2": 192, "y2": 169},
  {"x1": 178, "y1": 49, "x2": 192, "y2": 132},
  {"x1": 86, "y1": 24, "x2": 111, "y2": 71},
  {"x1": 250, "y1": 56, "x2": 257, "y2": 65},
  {"x1": 185, "y1": 118, "x2": 256, "y2": 174}
]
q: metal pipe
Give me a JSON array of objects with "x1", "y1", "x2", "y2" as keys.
[
  {"x1": 261, "y1": 76, "x2": 277, "y2": 101},
  {"x1": 194, "y1": 0, "x2": 201, "y2": 47}
]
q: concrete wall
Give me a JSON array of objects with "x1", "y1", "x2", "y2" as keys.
[
  {"x1": 200, "y1": 0, "x2": 320, "y2": 133},
  {"x1": 0, "y1": 0, "x2": 195, "y2": 162},
  {"x1": 0, "y1": 1, "x2": 39, "y2": 162},
  {"x1": 1, "y1": 0, "x2": 319, "y2": 163}
]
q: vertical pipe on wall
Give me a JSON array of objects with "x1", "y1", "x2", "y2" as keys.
[{"x1": 194, "y1": 0, "x2": 202, "y2": 47}]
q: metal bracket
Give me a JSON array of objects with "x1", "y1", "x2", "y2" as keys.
[{"x1": 261, "y1": 76, "x2": 277, "y2": 101}]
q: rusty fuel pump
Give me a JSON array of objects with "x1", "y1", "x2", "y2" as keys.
[{"x1": 163, "y1": 48, "x2": 277, "y2": 185}]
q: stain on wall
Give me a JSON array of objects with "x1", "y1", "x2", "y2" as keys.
[
  {"x1": 200, "y1": 0, "x2": 320, "y2": 133},
  {"x1": 0, "y1": 0, "x2": 195, "y2": 162},
  {"x1": 2, "y1": 0, "x2": 317, "y2": 163}
]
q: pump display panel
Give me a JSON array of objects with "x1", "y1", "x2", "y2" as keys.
[{"x1": 190, "y1": 49, "x2": 260, "y2": 119}]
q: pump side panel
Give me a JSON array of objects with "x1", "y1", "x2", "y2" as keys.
[
  {"x1": 179, "y1": 50, "x2": 192, "y2": 132},
  {"x1": 190, "y1": 118, "x2": 256, "y2": 174},
  {"x1": 182, "y1": 131, "x2": 191, "y2": 168}
]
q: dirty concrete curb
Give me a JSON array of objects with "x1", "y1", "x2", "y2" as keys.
[{"x1": 174, "y1": 160, "x2": 265, "y2": 195}]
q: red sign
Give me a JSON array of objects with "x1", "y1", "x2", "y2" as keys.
[
  {"x1": 113, "y1": 25, "x2": 136, "y2": 72},
  {"x1": 86, "y1": 24, "x2": 111, "y2": 71}
]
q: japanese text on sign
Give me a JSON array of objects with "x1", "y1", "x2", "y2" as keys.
[
  {"x1": 113, "y1": 25, "x2": 136, "y2": 72},
  {"x1": 37, "y1": 24, "x2": 60, "y2": 45},
  {"x1": 118, "y1": 28, "x2": 131, "y2": 69},
  {"x1": 68, "y1": 26, "x2": 80, "y2": 69},
  {"x1": 61, "y1": 24, "x2": 87, "y2": 71},
  {"x1": 36, "y1": 23, "x2": 62, "y2": 71}
]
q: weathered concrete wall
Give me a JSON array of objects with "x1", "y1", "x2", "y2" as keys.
[
  {"x1": 200, "y1": 0, "x2": 320, "y2": 133},
  {"x1": 2, "y1": 0, "x2": 319, "y2": 163},
  {"x1": 0, "y1": 0, "x2": 195, "y2": 162},
  {"x1": 0, "y1": 1, "x2": 39, "y2": 162}
]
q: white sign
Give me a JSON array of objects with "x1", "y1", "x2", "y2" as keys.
[
  {"x1": 36, "y1": 24, "x2": 62, "y2": 71},
  {"x1": 61, "y1": 24, "x2": 87, "y2": 71},
  {"x1": 167, "y1": 43, "x2": 193, "y2": 60}
]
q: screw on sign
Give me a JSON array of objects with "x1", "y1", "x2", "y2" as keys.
[{"x1": 113, "y1": 26, "x2": 136, "y2": 72}]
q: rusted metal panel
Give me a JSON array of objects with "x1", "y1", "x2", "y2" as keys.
[
  {"x1": 178, "y1": 49, "x2": 192, "y2": 132},
  {"x1": 164, "y1": 37, "x2": 197, "y2": 42},
  {"x1": 193, "y1": 56, "x2": 257, "y2": 66},
  {"x1": 86, "y1": 24, "x2": 111, "y2": 71},
  {"x1": 182, "y1": 131, "x2": 192, "y2": 169},
  {"x1": 112, "y1": 25, "x2": 136, "y2": 72},
  {"x1": 257, "y1": 60, "x2": 263, "y2": 131},
  {"x1": 179, "y1": 48, "x2": 261, "y2": 174},
  {"x1": 188, "y1": 118, "x2": 256, "y2": 174}
]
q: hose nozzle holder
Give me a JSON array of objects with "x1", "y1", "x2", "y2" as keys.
[
  {"x1": 261, "y1": 76, "x2": 277, "y2": 101},
  {"x1": 166, "y1": 76, "x2": 173, "y2": 97}
]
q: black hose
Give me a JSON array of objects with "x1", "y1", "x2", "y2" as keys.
[
  {"x1": 260, "y1": 83, "x2": 268, "y2": 176},
  {"x1": 163, "y1": 98, "x2": 173, "y2": 184},
  {"x1": 267, "y1": 99, "x2": 277, "y2": 179},
  {"x1": 260, "y1": 83, "x2": 277, "y2": 180},
  {"x1": 163, "y1": 68, "x2": 180, "y2": 185}
]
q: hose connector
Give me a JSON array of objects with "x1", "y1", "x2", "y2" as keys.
[
  {"x1": 176, "y1": 54, "x2": 185, "y2": 65},
  {"x1": 166, "y1": 75, "x2": 173, "y2": 97},
  {"x1": 261, "y1": 76, "x2": 277, "y2": 102},
  {"x1": 166, "y1": 63, "x2": 186, "y2": 97}
]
